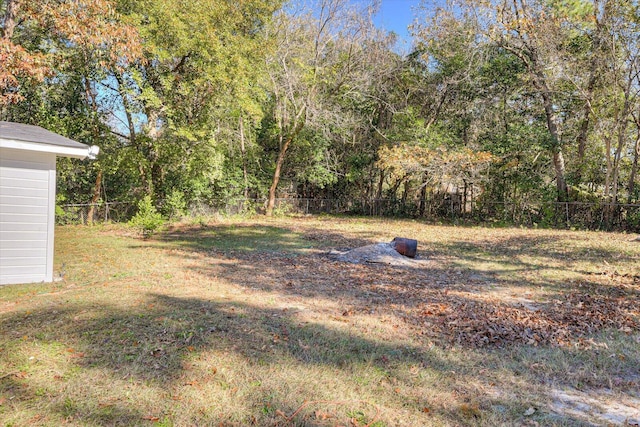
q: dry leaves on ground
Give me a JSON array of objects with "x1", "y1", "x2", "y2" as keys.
[{"x1": 224, "y1": 249, "x2": 639, "y2": 348}]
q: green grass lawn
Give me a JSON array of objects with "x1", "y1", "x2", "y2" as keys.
[{"x1": 1, "y1": 216, "x2": 638, "y2": 426}]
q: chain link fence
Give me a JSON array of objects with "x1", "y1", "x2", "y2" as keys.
[
  {"x1": 58, "y1": 198, "x2": 640, "y2": 232},
  {"x1": 56, "y1": 202, "x2": 137, "y2": 225}
]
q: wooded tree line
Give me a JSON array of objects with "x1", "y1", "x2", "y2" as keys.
[{"x1": 2, "y1": 0, "x2": 639, "y2": 226}]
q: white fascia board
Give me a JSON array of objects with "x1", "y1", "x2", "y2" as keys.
[{"x1": 0, "y1": 137, "x2": 89, "y2": 159}]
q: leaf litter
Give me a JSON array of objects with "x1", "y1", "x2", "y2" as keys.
[{"x1": 225, "y1": 244, "x2": 639, "y2": 348}]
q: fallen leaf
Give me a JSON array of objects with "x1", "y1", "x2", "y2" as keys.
[
  {"x1": 298, "y1": 340, "x2": 310, "y2": 350},
  {"x1": 142, "y1": 415, "x2": 160, "y2": 421},
  {"x1": 315, "y1": 410, "x2": 334, "y2": 420},
  {"x1": 459, "y1": 403, "x2": 481, "y2": 418}
]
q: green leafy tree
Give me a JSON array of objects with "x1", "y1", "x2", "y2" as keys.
[
  {"x1": 110, "y1": 0, "x2": 281, "y2": 205},
  {"x1": 261, "y1": 0, "x2": 394, "y2": 215}
]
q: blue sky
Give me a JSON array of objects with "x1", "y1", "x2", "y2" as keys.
[{"x1": 374, "y1": 0, "x2": 422, "y2": 52}]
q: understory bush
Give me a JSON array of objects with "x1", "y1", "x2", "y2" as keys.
[
  {"x1": 129, "y1": 196, "x2": 165, "y2": 237},
  {"x1": 163, "y1": 190, "x2": 187, "y2": 220}
]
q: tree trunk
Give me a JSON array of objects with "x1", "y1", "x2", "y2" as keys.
[
  {"x1": 376, "y1": 170, "x2": 385, "y2": 200},
  {"x1": 463, "y1": 179, "x2": 468, "y2": 214},
  {"x1": 239, "y1": 115, "x2": 249, "y2": 199},
  {"x1": 1, "y1": 0, "x2": 20, "y2": 39},
  {"x1": 151, "y1": 159, "x2": 163, "y2": 197},
  {"x1": 83, "y1": 77, "x2": 102, "y2": 225},
  {"x1": 86, "y1": 170, "x2": 102, "y2": 225},
  {"x1": 366, "y1": 166, "x2": 374, "y2": 199},
  {"x1": 575, "y1": 14, "x2": 603, "y2": 183},
  {"x1": 418, "y1": 172, "x2": 428, "y2": 217},
  {"x1": 604, "y1": 134, "x2": 611, "y2": 202},
  {"x1": 628, "y1": 110, "x2": 640, "y2": 203},
  {"x1": 536, "y1": 74, "x2": 569, "y2": 201},
  {"x1": 610, "y1": 84, "x2": 632, "y2": 207},
  {"x1": 501, "y1": 26, "x2": 570, "y2": 201},
  {"x1": 266, "y1": 135, "x2": 292, "y2": 216},
  {"x1": 266, "y1": 105, "x2": 306, "y2": 216},
  {"x1": 145, "y1": 109, "x2": 161, "y2": 195},
  {"x1": 114, "y1": 72, "x2": 137, "y2": 144},
  {"x1": 628, "y1": 131, "x2": 639, "y2": 203},
  {"x1": 401, "y1": 180, "x2": 410, "y2": 205},
  {"x1": 389, "y1": 175, "x2": 406, "y2": 199},
  {"x1": 575, "y1": 75, "x2": 596, "y2": 183},
  {"x1": 552, "y1": 148, "x2": 568, "y2": 201}
]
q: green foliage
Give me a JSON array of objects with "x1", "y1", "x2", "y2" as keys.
[
  {"x1": 627, "y1": 209, "x2": 640, "y2": 231},
  {"x1": 162, "y1": 190, "x2": 187, "y2": 220},
  {"x1": 4, "y1": 0, "x2": 640, "y2": 231},
  {"x1": 287, "y1": 130, "x2": 338, "y2": 189},
  {"x1": 129, "y1": 196, "x2": 165, "y2": 237},
  {"x1": 270, "y1": 201, "x2": 295, "y2": 217},
  {"x1": 55, "y1": 194, "x2": 79, "y2": 225}
]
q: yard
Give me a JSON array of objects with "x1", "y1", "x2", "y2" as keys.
[{"x1": 0, "y1": 216, "x2": 638, "y2": 426}]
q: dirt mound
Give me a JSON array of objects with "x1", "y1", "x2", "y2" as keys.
[{"x1": 328, "y1": 242, "x2": 426, "y2": 267}]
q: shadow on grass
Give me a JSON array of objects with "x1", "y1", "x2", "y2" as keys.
[
  {"x1": 1, "y1": 292, "x2": 636, "y2": 425},
  {"x1": 4, "y1": 223, "x2": 635, "y2": 424},
  {"x1": 0, "y1": 294, "x2": 487, "y2": 425},
  {"x1": 157, "y1": 223, "x2": 639, "y2": 293},
  {"x1": 1, "y1": 294, "x2": 451, "y2": 384},
  {"x1": 158, "y1": 223, "x2": 378, "y2": 254},
  {"x1": 434, "y1": 234, "x2": 640, "y2": 302},
  {"x1": 434, "y1": 233, "x2": 639, "y2": 272}
]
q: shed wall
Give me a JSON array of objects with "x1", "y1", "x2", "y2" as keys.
[{"x1": 0, "y1": 147, "x2": 56, "y2": 285}]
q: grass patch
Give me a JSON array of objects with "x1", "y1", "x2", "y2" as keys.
[{"x1": 1, "y1": 216, "x2": 638, "y2": 426}]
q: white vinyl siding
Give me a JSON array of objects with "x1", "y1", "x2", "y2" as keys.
[{"x1": 0, "y1": 147, "x2": 56, "y2": 285}]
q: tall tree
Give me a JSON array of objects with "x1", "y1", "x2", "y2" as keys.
[
  {"x1": 1, "y1": 0, "x2": 140, "y2": 109},
  {"x1": 108, "y1": 0, "x2": 281, "y2": 200},
  {"x1": 262, "y1": 0, "x2": 383, "y2": 215},
  {"x1": 492, "y1": 0, "x2": 574, "y2": 201}
]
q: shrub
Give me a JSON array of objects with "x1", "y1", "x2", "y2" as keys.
[
  {"x1": 163, "y1": 190, "x2": 187, "y2": 220},
  {"x1": 628, "y1": 208, "x2": 640, "y2": 233},
  {"x1": 55, "y1": 194, "x2": 79, "y2": 225},
  {"x1": 129, "y1": 196, "x2": 165, "y2": 237}
]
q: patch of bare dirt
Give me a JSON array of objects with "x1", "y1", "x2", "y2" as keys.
[{"x1": 550, "y1": 387, "x2": 640, "y2": 426}]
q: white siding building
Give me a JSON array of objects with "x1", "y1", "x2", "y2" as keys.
[{"x1": 0, "y1": 121, "x2": 98, "y2": 285}]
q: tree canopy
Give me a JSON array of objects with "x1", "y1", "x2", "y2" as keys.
[{"x1": 2, "y1": 0, "x2": 639, "y2": 228}]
